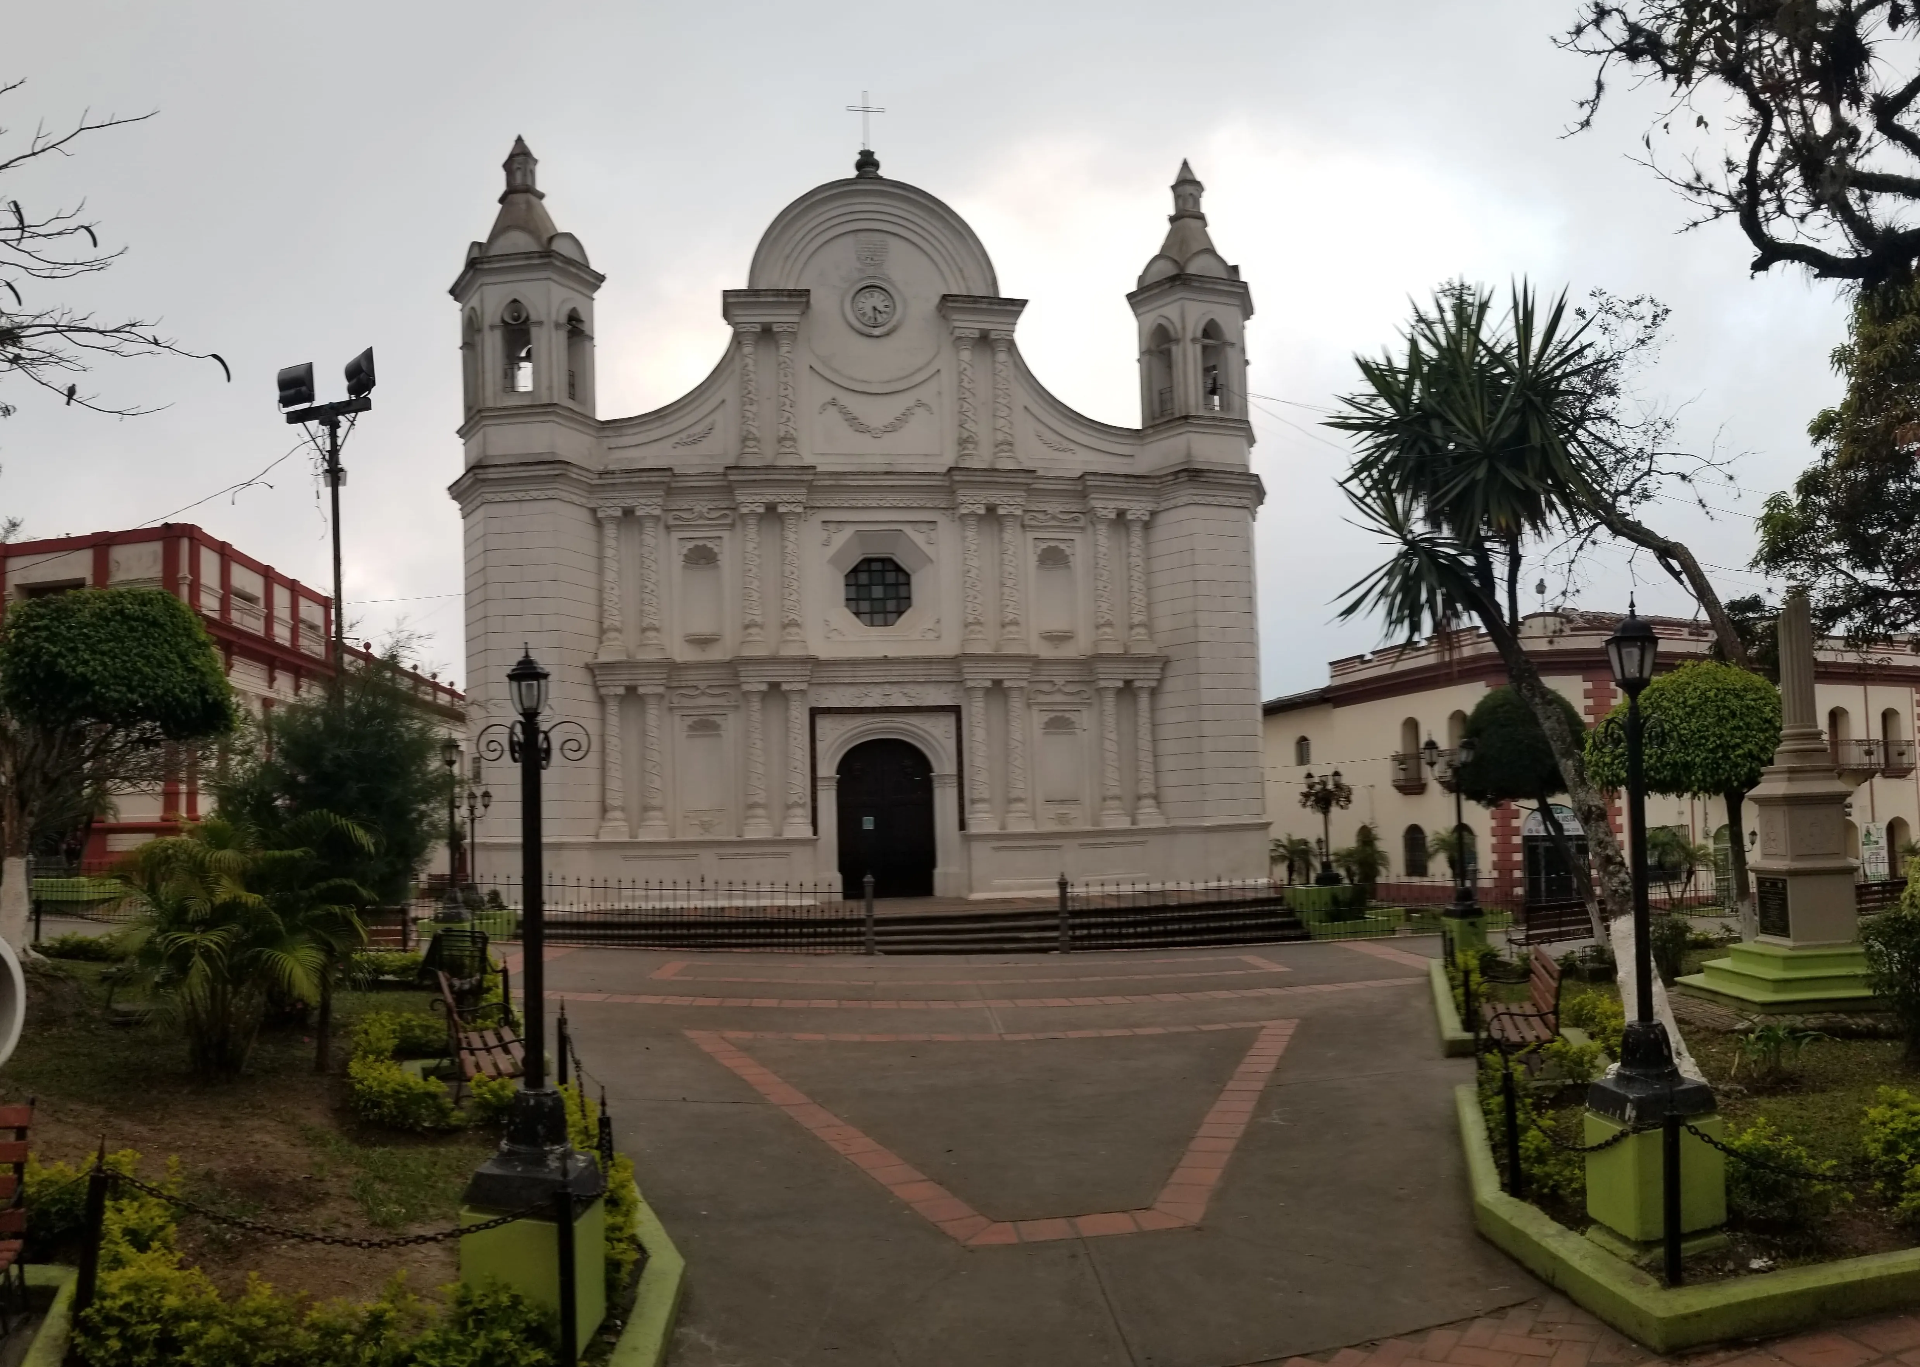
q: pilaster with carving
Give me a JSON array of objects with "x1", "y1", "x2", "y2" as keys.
[
  {"x1": 739, "y1": 502, "x2": 766, "y2": 651},
  {"x1": 955, "y1": 330, "x2": 981, "y2": 466},
  {"x1": 1096, "y1": 682, "x2": 1126, "y2": 827},
  {"x1": 990, "y1": 331, "x2": 1015, "y2": 468},
  {"x1": 783, "y1": 683, "x2": 811, "y2": 836},
  {"x1": 735, "y1": 325, "x2": 762, "y2": 463},
  {"x1": 965, "y1": 682, "x2": 995, "y2": 830},
  {"x1": 960, "y1": 503, "x2": 988, "y2": 649},
  {"x1": 637, "y1": 503, "x2": 664, "y2": 655},
  {"x1": 1125, "y1": 509, "x2": 1153, "y2": 650},
  {"x1": 997, "y1": 508, "x2": 1024, "y2": 650},
  {"x1": 778, "y1": 501, "x2": 805, "y2": 647},
  {"x1": 1133, "y1": 680, "x2": 1164, "y2": 825},
  {"x1": 1091, "y1": 507, "x2": 1120, "y2": 652},
  {"x1": 773, "y1": 324, "x2": 799, "y2": 464},
  {"x1": 638, "y1": 687, "x2": 668, "y2": 837},
  {"x1": 595, "y1": 507, "x2": 624, "y2": 660},
  {"x1": 1003, "y1": 678, "x2": 1033, "y2": 830},
  {"x1": 598, "y1": 684, "x2": 628, "y2": 838},
  {"x1": 742, "y1": 682, "x2": 771, "y2": 837}
]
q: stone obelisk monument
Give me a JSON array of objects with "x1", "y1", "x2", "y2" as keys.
[{"x1": 1679, "y1": 590, "x2": 1872, "y2": 1010}]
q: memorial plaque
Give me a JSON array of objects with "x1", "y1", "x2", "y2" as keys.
[{"x1": 1757, "y1": 875, "x2": 1790, "y2": 938}]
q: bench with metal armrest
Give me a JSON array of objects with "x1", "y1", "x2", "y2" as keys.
[
  {"x1": 1481, "y1": 946, "x2": 1565, "y2": 1051},
  {"x1": 431, "y1": 970, "x2": 524, "y2": 1101}
]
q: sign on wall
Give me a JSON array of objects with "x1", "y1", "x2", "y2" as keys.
[{"x1": 1863, "y1": 821, "x2": 1889, "y2": 882}]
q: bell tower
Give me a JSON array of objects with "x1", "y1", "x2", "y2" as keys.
[
  {"x1": 450, "y1": 137, "x2": 604, "y2": 427},
  {"x1": 1127, "y1": 161, "x2": 1252, "y2": 425}
]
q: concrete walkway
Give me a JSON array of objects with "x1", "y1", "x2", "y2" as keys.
[{"x1": 544, "y1": 936, "x2": 1543, "y2": 1367}]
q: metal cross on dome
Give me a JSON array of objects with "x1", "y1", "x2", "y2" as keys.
[{"x1": 846, "y1": 90, "x2": 885, "y2": 149}]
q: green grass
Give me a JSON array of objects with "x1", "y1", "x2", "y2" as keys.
[
  {"x1": 1692, "y1": 1030, "x2": 1913, "y2": 1167},
  {"x1": 300, "y1": 1124, "x2": 493, "y2": 1230}
]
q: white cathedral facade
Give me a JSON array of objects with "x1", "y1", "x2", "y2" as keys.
[{"x1": 452, "y1": 140, "x2": 1268, "y2": 898}]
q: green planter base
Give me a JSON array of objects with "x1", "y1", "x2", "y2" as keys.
[
  {"x1": 1677, "y1": 940, "x2": 1879, "y2": 1015},
  {"x1": 460, "y1": 1196, "x2": 607, "y2": 1356}
]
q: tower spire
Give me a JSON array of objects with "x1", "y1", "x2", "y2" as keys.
[{"x1": 502, "y1": 135, "x2": 543, "y2": 202}]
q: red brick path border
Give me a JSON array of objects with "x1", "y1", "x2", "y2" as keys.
[
  {"x1": 649, "y1": 952, "x2": 1293, "y2": 986},
  {"x1": 552, "y1": 975, "x2": 1419, "y2": 1014},
  {"x1": 686, "y1": 1018, "x2": 1298, "y2": 1246}
]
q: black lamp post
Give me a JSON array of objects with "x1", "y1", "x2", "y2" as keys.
[
  {"x1": 441, "y1": 736, "x2": 464, "y2": 885},
  {"x1": 465, "y1": 783, "x2": 490, "y2": 885},
  {"x1": 1589, "y1": 602, "x2": 1712, "y2": 1125},
  {"x1": 1423, "y1": 734, "x2": 1480, "y2": 916},
  {"x1": 463, "y1": 649, "x2": 597, "y2": 1213},
  {"x1": 1299, "y1": 770, "x2": 1353, "y2": 885}
]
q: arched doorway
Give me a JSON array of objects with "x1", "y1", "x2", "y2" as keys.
[{"x1": 837, "y1": 738, "x2": 936, "y2": 897}]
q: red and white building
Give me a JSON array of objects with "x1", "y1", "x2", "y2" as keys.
[
  {"x1": 0, "y1": 523, "x2": 465, "y2": 862},
  {"x1": 1263, "y1": 611, "x2": 1920, "y2": 908}
]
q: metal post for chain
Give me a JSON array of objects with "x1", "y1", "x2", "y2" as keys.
[
  {"x1": 73, "y1": 1144, "x2": 109, "y2": 1317},
  {"x1": 1057, "y1": 872, "x2": 1071, "y2": 954},
  {"x1": 863, "y1": 873, "x2": 876, "y2": 956},
  {"x1": 1663, "y1": 1110, "x2": 1683, "y2": 1286},
  {"x1": 1464, "y1": 956, "x2": 1478, "y2": 1047},
  {"x1": 557, "y1": 1007, "x2": 570, "y2": 1089},
  {"x1": 597, "y1": 1087, "x2": 615, "y2": 1174},
  {"x1": 1500, "y1": 1058, "x2": 1525, "y2": 1199},
  {"x1": 553, "y1": 1187, "x2": 578, "y2": 1365},
  {"x1": 501, "y1": 961, "x2": 516, "y2": 1031}
]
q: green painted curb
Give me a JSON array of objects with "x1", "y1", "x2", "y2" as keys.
[
  {"x1": 1432, "y1": 959, "x2": 1476, "y2": 1057},
  {"x1": 1455, "y1": 1084, "x2": 1920, "y2": 1352},
  {"x1": 21, "y1": 1264, "x2": 76, "y2": 1367},
  {"x1": 608, "y1": 1180, "x2": 685, "y2": 1367}
]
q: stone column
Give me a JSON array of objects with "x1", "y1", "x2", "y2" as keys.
[
  {"x1": 955, "y1": 330, "x2": 981, "y2": 467},
  {"x1": 1125, "y1": 509, "x2": 1152, "y2": 649},
  {"x1": 997, "y1": 508, "x2": 1023, "y2": 651},
  {"x1": 596, "y1": 506, "x2": 624, "y2": 659},
  {"x1": 773, "y1": 323, "x2": 799, "y2": 464},
  {"x1": 778, "y1": 502, "x2": 805, "y2": 648},
  {"x1": 783, "y1": 683, "x2": 811, "y2": 837},
  {"x1": 739, "y1": 502, "x2": 766, "y2": 652},
  {"x1": 735, "y1": 325, "x2": 761, "y2": 463},
  {"x1": 961, "y1": 503, "x2": 988, "y2": 649},
  {"x1": 598, "y1": 685, "x2": 627, "y2": 838},
  {"x1": 990, "y1": 331, "x2": 1016, "y2": 469},
  {"x1": 1092, "y1": 508, "x2": 1120, "y2": 652},
  {"x1": 1003, "y1": 678, "x2": 1033, "y2": 830},
  {"x1": 638, "y1": 687, "x2": 668, "y2": 837},
  {"x1": 742, "y1": 682, "x2": 771, "y2": 837},
  {"x1": 965, "y1": 682, "x2": 995, "y2": 830},
  {"x1": 637, "y1": 503, "x2": 664, "y2": 655},
  {"x1": 1097, "y1": 682, "x2": 1127, "y2": 827},
  {"x1": 1133, "y1": 680, "x2": 1164, "y2": 826}
]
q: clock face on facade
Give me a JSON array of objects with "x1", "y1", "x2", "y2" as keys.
[{"x1": 850, "y1": 284, "x2": 896, "y2": 329}]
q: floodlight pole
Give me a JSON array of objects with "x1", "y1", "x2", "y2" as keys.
[
  {"x1": 322, "y1": 415, "x2": 345, "y2": 671},
  {"x1": 279, "y1": 348, "x2": 373, "y2": 682}
]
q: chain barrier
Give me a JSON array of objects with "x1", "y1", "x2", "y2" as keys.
[
  {"x1": 109, "y1": 1170, "x2": 549, "y2": 1249},
  {"x1": 1526, "y1": 1111, "x2": 1640, "y2": 1153},
  {"x1": 1680, "y1": 1122, "x2": 1868, "y2": 1188}
]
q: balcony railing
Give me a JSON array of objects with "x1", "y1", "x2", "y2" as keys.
[
  {"x1": 1831, "y1": 738, "x2": 1918, "y2": 779},
  {"x1": 1390, "y1": 751, "x2": 1427, "y2": 795}
]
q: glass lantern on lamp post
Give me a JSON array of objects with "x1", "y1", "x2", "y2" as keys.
[
  {"x1": 1423, "y1": 734, "x2": 1480, "y2": 918},
  {"x1": 1299, "y1": 770, "x2": 1353, "y2": 885}
]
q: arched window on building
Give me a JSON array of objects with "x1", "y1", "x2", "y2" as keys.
[
  {"x1": 1829, "y1": 706, "x2": 1852, "y2": 744},
  {"x1": 1889, "y1": 816, "x2": 1914, "y2": 876},
  {"x1": 1294, "y1": 735, "x2": 1311, "y2": 766},
  {"x1": 461, "y1": 309, "x2": 481, "y2": 414},
  {"x1": 1146, "y1": 325, "x2": 1175, "y2": 420},
  {"x1": 1447, "y1": 709, "x2": 1469, "y2": 748},
  {"x1": 1403, "y1": 824, "x2": 1429, "y2": 878},
  {"x1": 565, "y1": 309, "x2": 590, "y2": 404},
  {"x1": 502, "y1": 300, "x2": 533, "y2": 393},
  {"x1": 1199, "y1": 320, "x2": 1226, "y2": 412}
]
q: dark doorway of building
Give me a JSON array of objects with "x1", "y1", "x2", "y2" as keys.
[
  {"x1": 1522, "y1": 803, "x2": 1589, "y2": 904},
  {"x1": 837, "y1": 738, "x2": 936, "y2": 898}
]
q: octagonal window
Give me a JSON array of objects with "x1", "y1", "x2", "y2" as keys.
[{"x1": 845, "y1": 556, "x2": 911, "y2": 626}]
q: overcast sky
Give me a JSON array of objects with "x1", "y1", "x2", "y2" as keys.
[{"x1": 5, "y1": 1, "x2": 1845, "y2": 696}]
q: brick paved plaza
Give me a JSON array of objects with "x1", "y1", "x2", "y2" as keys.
[{"x1": 534, "y1": 937, "x2": 1920, "y2": 1367}]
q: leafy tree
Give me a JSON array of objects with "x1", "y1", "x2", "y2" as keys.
[
  {"x1": 0, "y1": 80, "x2": 228, "y2": 415},
  {"x1": 1333, "y1": 825, "x2": 1389, "y2": 893},
  {"x1": 1428, "y1": 825, "x2": 1478, "y2": 880},
  {"x1": 1455, "y1": 685, "x2": 1599, "y2": 935},
  {"x1": 117, "y1": 815, "x2": 370, "y2": 1077},
  {"x1": 0, "y1": 588, "x2": 236, "y2": 946},
  {"x1": 1646, "y1": 827, "x2": 1714, "y2": 898},
  {"x1": 1330, "y1": 282, "x2": 1751, "y2": 928},
  {"x1": 1585, "y1": 659, "x2": 1781, "y2": 915},
  {"x1": 214, "y1": 649, "x2": 450, "y2": 907},
  {"x1": 1563, "y1": 1, "x2": 1920, "y2": 284},
  {"x1": 1754, "y1": 274, "x2": 1920, "y2": 639}
]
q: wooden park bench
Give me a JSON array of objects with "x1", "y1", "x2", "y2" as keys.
[
  {"x1": 1481, "y1": 946, "x2": 1564, "y2": 1052},
  {"x1": 419, "y1": 927, "x2": 491, "y2": 1009},
  {"x1": 432, "y1": 969, "x2": 524, "y2": 1100},
  {"x1": 0, "y1": 1101, "x2": 33, "y2": 1332}
]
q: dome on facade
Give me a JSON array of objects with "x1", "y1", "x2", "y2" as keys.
[{"x1": 747, "y1": 165, "x2": 999, "y2": 297}]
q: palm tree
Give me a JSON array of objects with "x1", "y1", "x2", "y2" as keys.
[
  {"x1": 1333, "y1": 826, "x2": 1390, "y2": 894},
  {"x1": 116, "y1": 813, "x2": 372, "y2": 1077},
  {"x1": 1646, "y1": 827, "x2": 1714, "y2": 902},
  {"x1": 1270, "y1": 835, "x2": 1317, "y2": 884},
  {"x1": 1427, "y1": 826, "x2": 1477, "y2": 881}
]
